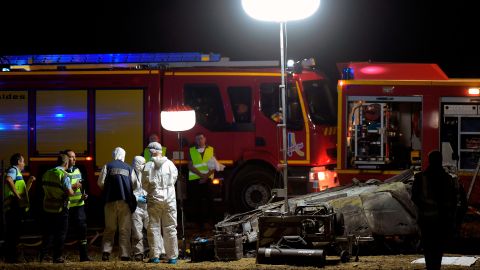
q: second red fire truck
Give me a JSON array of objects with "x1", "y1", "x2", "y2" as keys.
[{"x1": 335, "y1": 61, "x2": 480, "y2": 207}]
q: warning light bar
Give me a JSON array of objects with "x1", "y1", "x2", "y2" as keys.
[{"x1": 3, "y1": 52, "x2": 221, "y2": 65}]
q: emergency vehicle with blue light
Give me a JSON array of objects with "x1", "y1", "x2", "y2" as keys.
[{"x1": 0, "y1": 52, "x2": 337, "y2": 217}]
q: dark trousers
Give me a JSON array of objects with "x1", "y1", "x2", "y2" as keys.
[
  {"x1": 4, "y1": 200, "x2": 25, "y2": 262},
  {"x1": 40, "y1": 209, "x2": 69, "y2": 260},
  {"x1": 68, "y1": 205, "x2": 87, "y2": 242},
  {"x1": 187, "y1": 180, "x2": 212, "y2": 224},
  {"x1": 419, "y1": 219, "x2": 445, "y2": 270}
]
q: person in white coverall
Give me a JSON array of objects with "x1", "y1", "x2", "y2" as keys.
[
  {"x1": 131, "y1": 156, "x2": 166, "y2": 261},
  {"x1": 97, "y1": 147, "x2": 137, "y2": 262},
  {"x1": 142, "y1": 142, "x2": 179, "y2": 264}
]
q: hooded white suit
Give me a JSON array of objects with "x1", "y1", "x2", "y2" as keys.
[
  {"x1": 142, "y1": 148, "x2": 178, "y2": 260},
  {"x1": 131, "y1": 156, "x2": 166, "y2": 258},
  {"x1": 131, "y1": 156, "x2": 147, "y2": 257}
]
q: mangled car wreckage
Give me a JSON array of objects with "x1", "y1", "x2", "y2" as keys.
[{"x1": 214, "y1": 169, "x2": 463, "y2": 264}]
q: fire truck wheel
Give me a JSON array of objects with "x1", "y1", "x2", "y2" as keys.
[{"x1": 232, "y1": 165, "x2": 274, "y2": 212}]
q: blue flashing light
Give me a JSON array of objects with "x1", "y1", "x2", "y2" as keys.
[
  {"x1": 342, "y1": 67, "x2": 354, "y2": 80},
  {"x1": 0, "y1": 123, "x2": 23, "y2": 130},
  {"x1": 54, "y1": 113, "x2": 65, "y2": 118},
  {"x1": 3, "y1": 53, "x2": 221, "y2": 65}
]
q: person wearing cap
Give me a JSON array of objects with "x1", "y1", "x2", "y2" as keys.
[
  {"x1": 142, "y1": 142, "x2": 179, "y2": 264},
  {"x1": 143, "y1": 133, "x2": 166, "y2": 161},
  {"x1": 97, "y1": 147, "x2": 137, "y2": 262}
]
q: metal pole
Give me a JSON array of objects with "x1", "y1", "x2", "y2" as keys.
[
  {"x1": 280, "y1": 22, "x2": 289, "y2": 213},
  {"x1": 177, "y1": 132, "x2": 187, "y2": 258}
]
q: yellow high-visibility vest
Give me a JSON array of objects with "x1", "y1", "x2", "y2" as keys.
[
  {"x1": 67, "y1": 167, "x2": 84, "y2": 207},
  {"x1": 3, "y1": 166, "x2": 29, "y2": 212},
  {"x1": 188, "y1": 146, "x2": 214, "y2": 181},
  {"x1": 42, "y1": 168, "x2": 68, "y2": 213}
]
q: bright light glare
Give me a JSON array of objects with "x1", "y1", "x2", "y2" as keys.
[
  {"x1": 242, "y1": 0, "x2": 320, "y2": 22},
  {"x1": 468, "y1": 88, "x2": 480, "y2": 95},
  {"x1": 317, "y1": 171, "x2": 326, "y2": 181},
  {"x1": 287, "y1": 59, "x2": 295, "y2": 67},
  {"x1": 161, "y1": 106, "x2": 196, "y2": 131}
]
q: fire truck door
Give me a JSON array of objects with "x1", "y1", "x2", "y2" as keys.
[
  {"x1": 257, "y1": 81, "x2": 307, "y2": 161},
  {"x1": 441, "y1": 98, "x2": 480, "y2": 171}
]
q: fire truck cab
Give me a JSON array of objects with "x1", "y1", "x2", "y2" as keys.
[
  {"x1": 0, "y1": 53, "x2": 338, "y2": 220},
  {"x1": 337, "y1": 62, "x2": 480, "y2": 206}
]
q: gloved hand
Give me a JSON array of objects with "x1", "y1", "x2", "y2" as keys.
[{"x1": 137, "y1": 195, "x2": 147, "y2": 204}]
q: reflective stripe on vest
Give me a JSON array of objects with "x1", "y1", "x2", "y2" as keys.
[
  {"x1": 144, "y1": 146, "x2": 167, "y2": 161},
  {"x1": 67, "y1": 167, "x2": 84, "y2": 207},
  {"x1": 42, "y1": 168, "x2": 68, "y2": 213},
  {"x1": 188, "y1": 146, "x2": 214, "y2": 180},
  {"x1": 3, "y1": 166, "x2": 29, "y2": 212}
]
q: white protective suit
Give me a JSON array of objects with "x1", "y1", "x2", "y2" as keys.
[
  {"x1": 131, "y1": 156, "x2": 148, "y2": 256},
  {"x1": 131, "y1": 156, "x2": 166, "y2": 257},
  {"x1": 97, "y1": 147, "x2": 133, "y2": 258},
  {"x1": 142, "y1": 145, "x2": 179, "y2": 260}
]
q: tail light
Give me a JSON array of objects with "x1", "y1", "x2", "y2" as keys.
[{"x1": 309, "y1": 166, "x2": 338, "y2": 192}]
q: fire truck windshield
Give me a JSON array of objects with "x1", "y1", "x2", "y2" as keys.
[{"x1": 303, "y1": 80, "x2": 337, "y2": 125}]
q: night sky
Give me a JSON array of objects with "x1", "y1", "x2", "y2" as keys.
[{"x1": 1, "y1": 0, "x2": 479, "y2": 80}]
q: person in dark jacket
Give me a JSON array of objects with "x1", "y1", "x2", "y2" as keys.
[
  {"x1": 97, "y1": 147, "x2": 137, "y2": 261},
  {"x1": 412, "y1": 150, "x2": 458, "y2": 270}
]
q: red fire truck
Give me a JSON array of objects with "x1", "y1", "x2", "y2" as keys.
[
  {"x1": 0, "y1": 53, "x2": 337, "y2": 216},
  {"x1": 336, "y1": 62, "x2": 480, "y2": 206}
]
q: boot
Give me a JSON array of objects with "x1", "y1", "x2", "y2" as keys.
[
  {"x1": 79, "y1": 244, "x2": 92, "y2": 262},
  {"x1": 102, "y1": 252, "x2": 110, "y2": 262},
  {"x1": 37, "y1": 250, "x2": 49, "y2": 263},
  {"x1": 133, "y1": 253, "x2": 144, "y2": 261},
  {"x1": 37, "y1": 252, "x2": 44, "y2": 263}
]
